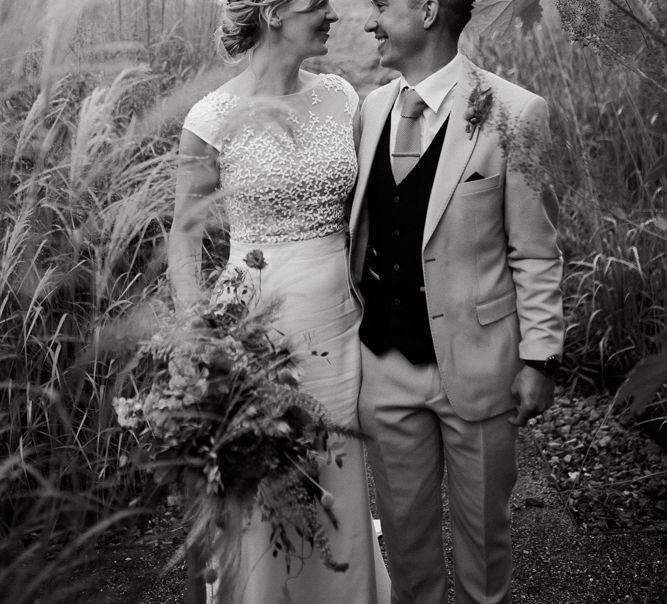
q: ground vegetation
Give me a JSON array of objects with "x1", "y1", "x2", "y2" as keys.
[{"x1": 0, "y1": 1, "x2": 665, "y2": 601}]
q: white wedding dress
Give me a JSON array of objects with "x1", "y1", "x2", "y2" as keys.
[{"x1": 183, "y1": 73, "x2": 390, "y2": 604}]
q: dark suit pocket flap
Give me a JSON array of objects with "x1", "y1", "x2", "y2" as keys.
[{"x1": 476, "y1": 290, "x2": 517, "y2": 325}]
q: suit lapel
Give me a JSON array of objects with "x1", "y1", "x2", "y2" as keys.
[
  {"x1": 349, "y1": 80, "x2": 400, "y2": 236},
  {"x1": 423, "y1": 58, "x2": 482, "y2": 249}
]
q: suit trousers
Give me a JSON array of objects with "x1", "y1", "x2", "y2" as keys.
[{"x1": 359, "y1": 343, "x2": 518, "y2": 604}]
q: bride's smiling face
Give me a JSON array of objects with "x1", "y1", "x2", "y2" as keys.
[{"x1": 274, "y1": 0, "x2": 339, "y2": 59}]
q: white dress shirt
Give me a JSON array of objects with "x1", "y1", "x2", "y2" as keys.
[{"x1": 390, "y1": 52, "x2": 462, "y2": 172}]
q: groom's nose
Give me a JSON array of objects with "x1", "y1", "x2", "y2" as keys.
[{"x1": 364, "y1": 14, "x2": 378, "y2": 32}]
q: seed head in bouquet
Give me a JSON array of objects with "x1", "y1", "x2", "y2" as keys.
[{"x1": 113, "y1": 250, "x2": 358, "y2": 601}]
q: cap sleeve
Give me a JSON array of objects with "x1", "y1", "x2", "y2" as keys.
[{"x1": 182, "y1": 93, "x2": 226, "y2": 152}]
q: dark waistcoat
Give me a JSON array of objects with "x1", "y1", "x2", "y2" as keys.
[{"x1": 359, "y1": 113, "x2": 449, "y2": 364}]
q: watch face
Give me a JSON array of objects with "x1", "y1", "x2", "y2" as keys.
[{"x1": 544, "y1": 355, "x2": 560, "y2": 375}]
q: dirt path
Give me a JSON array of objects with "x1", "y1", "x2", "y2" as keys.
[
  {"x1": 66, "y1": 429, "x2": 664, "y2": 604},
  {"x1": 508, "y1": 431, "x2": 664, "y2": 603}
]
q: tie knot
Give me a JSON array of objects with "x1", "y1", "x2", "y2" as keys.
[{"x1": 400, "y1": 88, "x2": 428, "y2": 119}]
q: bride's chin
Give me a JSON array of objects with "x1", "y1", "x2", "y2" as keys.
[{"x1": 308, "y1": 46, "x2": 329, "y2": 58}]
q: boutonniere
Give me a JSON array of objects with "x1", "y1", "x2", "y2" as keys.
[{"x1": 463, "y1": 84, "x2": 493, "y2": 140}]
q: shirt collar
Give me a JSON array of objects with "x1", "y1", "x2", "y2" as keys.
[{"x1": 399, "y1": 52, "x2": 462, "y2": 114}]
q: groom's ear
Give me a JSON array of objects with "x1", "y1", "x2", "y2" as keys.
[{"x1": 422, "y1": 0, "x2": 440, "y2": 29}]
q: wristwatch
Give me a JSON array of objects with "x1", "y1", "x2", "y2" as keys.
[{"x1": 524, "y1": 355, "x2": 560, "y2": 378}]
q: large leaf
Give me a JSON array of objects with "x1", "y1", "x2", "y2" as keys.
[
  {"x1": 615, "y1": 333, "x2": 667, "y2": 416},
  {"x1": 466, "y1": 0, "x2": 543, "y2": 38}
]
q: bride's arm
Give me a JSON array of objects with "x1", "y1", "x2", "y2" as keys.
[{"x1": 168, "y1": 130, "x2": 219, "y2": 311}]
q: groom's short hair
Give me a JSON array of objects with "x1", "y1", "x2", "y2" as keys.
[
  {"x1": 410, "y1": 0, "x2": 473, "y2": 40},
  {"x1": 441, "y1": 0, "x2": 474, "y2": 39}
]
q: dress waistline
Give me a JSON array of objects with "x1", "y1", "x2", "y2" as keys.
[{"x1": 228, "y1": 231, "x2": 347, "y2": 264}]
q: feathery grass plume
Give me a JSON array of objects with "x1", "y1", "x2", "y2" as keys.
[
  {"x1": 0, "y1": 0, "x2": 239, "y2": 599},
  {"x1": 39, "y1": 0, "x2": 95, "y2": 100},
  {"x1": 0, "y1": 204, "x2": 35, "y2": 293},
  {"x1": 470, "y1": 9, "x2": 666, "y2": 390},
  {"x1": 555, "y1": 0, "x2": 667, "y2": 93},
  {"x1": 0, "y1": 0, "x2": 94, "y2": 101},
  {"x1": 0, "y1": 0, "x2": 45, "y2": 88},
  {"x1": 70, "y1": 67, "x2": 151, "y2": 188},
  {"x1": 0, "y1": 0, "x2": 664, "y2": 597},
  {"x1": 1, "y1": 29, "x2": 184, "y2": 604}
]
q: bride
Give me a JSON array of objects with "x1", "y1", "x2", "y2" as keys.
[{"x1": 167, "y1": 0, "x2": 390, "y2": 602}]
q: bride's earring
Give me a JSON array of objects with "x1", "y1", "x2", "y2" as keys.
[{"x1": 271, "y1": 17, "x2": 282, "y2": 28}]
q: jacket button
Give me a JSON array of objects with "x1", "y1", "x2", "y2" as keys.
[
  {"x1": 394, "y1": 228, "x2": 400, "y2": 236},
  {"x1": 393, "y1": 298, "x2": 401, "y2": 306},
  {"x1": 393, "y1": 195, "x2": 400, "y2": 204},
  {"x1": 393, "y1": 263, "x2": 400, "y2": 271}
]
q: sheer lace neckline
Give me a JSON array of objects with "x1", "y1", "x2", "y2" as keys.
[
  {"x1": 182, "y1": 73, "x2": 358, "y2": 244},
  {"x1": 217, "y1": 73, "x2": 323, "y2": 101}
]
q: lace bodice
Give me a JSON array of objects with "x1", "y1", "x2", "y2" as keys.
[{"x1": 183, "y1": 74, "x2": 359, "y2": 244}]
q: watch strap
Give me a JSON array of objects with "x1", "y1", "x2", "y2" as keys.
[{"x1": 524, "y1": 355, "x2": 560, "y2": 377}]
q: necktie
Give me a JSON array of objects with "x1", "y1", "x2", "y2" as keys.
[{"x1": 392, "y1": 88, "x2": 428, "y2": 184}]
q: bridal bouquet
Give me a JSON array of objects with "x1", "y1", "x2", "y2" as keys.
[{"x1": 113, "y1": 254, "x2": 353, "y2": 596}]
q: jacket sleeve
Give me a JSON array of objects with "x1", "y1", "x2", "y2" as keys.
[{"x1": 504, "y1": 95, "x2": 565, "y2": 360}]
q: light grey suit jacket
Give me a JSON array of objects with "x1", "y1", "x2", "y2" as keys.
[{"x1": 349, "y1": 55, "x2": 565, "y2": 421}]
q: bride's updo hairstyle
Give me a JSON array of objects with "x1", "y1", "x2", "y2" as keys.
[{"x1": 217, "y1": 0, "x2": 322, "y2": 62}]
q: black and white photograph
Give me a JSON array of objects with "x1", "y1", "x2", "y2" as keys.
[{"x1": 0, "y1": 1, "x2": 665, "y2": 602}]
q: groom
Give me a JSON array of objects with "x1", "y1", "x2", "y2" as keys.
[{"x1": 349, "y1": 1, "x2": 564, "y2": 603}]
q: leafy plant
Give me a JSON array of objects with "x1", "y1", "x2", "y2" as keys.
[
  {"x1": 467, "y1": 0, "x2": 544, "y2": 37},
  {"x1": 615, "y1": 332, "x2": 667, "y2": 417},
  {"x1": 1, "y1": 0, "x2": 666, "y2": 599},
  {"x1": 112, "y1": 263, "x2": 355, "y2": 600}
]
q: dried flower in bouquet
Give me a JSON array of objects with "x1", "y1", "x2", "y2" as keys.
[{"x1": 112, "y1": 258, "x2": 356, "y2": 601}]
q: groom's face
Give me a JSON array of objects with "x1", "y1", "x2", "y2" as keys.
[{"x1": 365, "y1": 0, "x2": 427, "y2": 73}]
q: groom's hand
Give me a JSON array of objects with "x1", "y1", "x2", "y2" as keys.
[{"x1": 509, "y1": 366, "x2": 555, "y2": 427}]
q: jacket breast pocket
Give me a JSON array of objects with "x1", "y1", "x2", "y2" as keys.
[
  {"x1": 456, "y1": 173, "x2": 501, "y2": 197},
  {"x1": 476, "y1": 290, "x2": 517, "y2": 325}
]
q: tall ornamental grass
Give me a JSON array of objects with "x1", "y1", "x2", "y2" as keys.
[
  {"x1": 0, "y1": 70, "x2": 176, "y2": 601},
  {"x1": 469, "y1": 5, "x2": 666, "y2": 392},
  {"x1": 0, "y1": 3, "x2": 233, "y2": 599},
  {"x1": 0, "y1": 0, "x2": 664, "y2": 600}
]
